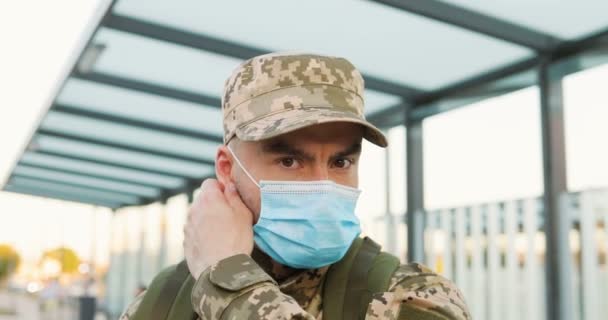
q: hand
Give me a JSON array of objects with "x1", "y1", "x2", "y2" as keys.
[{"x1": 183, "y1": 179, "x2": 255, "y2": 279}]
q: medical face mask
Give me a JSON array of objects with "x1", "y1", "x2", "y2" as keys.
[{"x1": 228, "y1": 146, "x2": 362, "y2": 269}]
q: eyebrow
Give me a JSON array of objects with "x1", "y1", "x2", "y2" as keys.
[
  {"x1": 261, "y1": 140, "x2": 362, "y2": 162},
  {"x1": 330, "y1": 142, "x2": 362, "y2": 161},
  {"x1": 261, "y1": 141, "x2": 315, "y2": 161}
]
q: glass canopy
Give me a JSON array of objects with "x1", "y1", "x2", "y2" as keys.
[{"x1": 4, "y1": 0, "x2": 607, "y2": 208}]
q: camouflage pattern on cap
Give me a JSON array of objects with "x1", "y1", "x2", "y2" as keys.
[{"x1": 222, "y1": 52, "x2": 388, "y2": 147}]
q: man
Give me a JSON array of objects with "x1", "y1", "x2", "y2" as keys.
[{"x1": 120, "y1": 53, "x2": 470, "y2": 320}]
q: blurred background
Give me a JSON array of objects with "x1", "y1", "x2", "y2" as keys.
[{"x1": 1, "y1": 1, "x2": 607, "y2": 320}]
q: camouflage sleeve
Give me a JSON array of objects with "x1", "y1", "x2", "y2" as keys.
[
  {"x1": 118, "y1": 291, "x2": 145, "y2": 320},
  {"x1": 365, "y1": 263, "x2": 471, "y2": 320},
  {"x1": 192, "y1": 254, "x2": 316, "y2": 319}
]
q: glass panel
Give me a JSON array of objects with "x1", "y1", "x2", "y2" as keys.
[
  {"x1": 21, "y1": 152, "x2": 184, "y2": 189},
  {"x1": 388, "y1": 126, "x2": 407, "y2": 215},
  {"x1": 166, "y1": 194, "x2": 188, "y2": 264},
  {"x1": 365, "y1": 90, "x2": 401, "y2": 116},
  {"x1": 13, "y1": 165, "x2": 160, "y2": 198},
  {"x1": 107, "y1": 213, "x2": 127, "y2": 315},
  {"x1": 57, "y1": 78, "x2": 224, "y2": 136},
  {"x1": 563, "y1": 62, "x2": 608, "y2": 191},
  {"x1": 92, "y1": 207, "x2": 113, "y2": 276},
  {"x1": 441, "y1": 0, "x2": 608, "y2": 40},
  {"x1": 103, "y1": 207, "x2": 143, "y2": 311},
  {"x1": 387, "y1": 126, "x2": 407, "y2": 260},
  {"x1": 140, "y1": 203, "x2": 163, "y2": 284},
  {"x1": 33, "y1": 134, "x2": 215, "y2": 178},
  {"x1": 356, "y1": 130, "x2": 408, "y2": 260},
  {"x1": 8, "y1": 176, "x2": 141, "y2": 204},
  {"x1": 424, "y1": 87, "x2": 545, "y2": 320},
  {"x1": 564, "y1": 62, "x2": 608, "y2": 317},
  {"x1": 122, "y1": 207, "x2": 144, "y2": 306},
  {"x1": 357, "y1": 139, "x2": 389, "y2": 255},
  {"x1": 424, "y1": 87, "x2": 543, "y2": 208},
  {"x1": 92, "y1": 28, "x2": 242, "y2": 97},
  {"x1": 413, "y1": 69, "x2": 537, "y2": 119},
  {"x1": 41, "y1": 111, "x2": 219, "y2": 161},
  {"x1": 114, "y1": 0, "x2": 532, "y2": 90},
  {"x1": 87, "y1": 29, "x2": 399, "y2": 115}
]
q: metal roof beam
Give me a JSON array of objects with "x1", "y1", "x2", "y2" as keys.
[
  {"x1": 73, "y1": 71, "x2": 222, "y2": 108},
  {"x1": 413, "y1": 28, "x2": 608, "y2": 109},
  {"x1": 52, "y1": 104, "x2": 224, "y2": 144},
  {"x1": 33, "y1": 150, "x2": 194, "y2": 181},
  {"x1": 16, "y1": 162, "x2": 166, "y2": 190},
  {"x1": 367, "y1": 101, "x2": 408, "y2": 129},
  {"x1": 7, "y1": 176, "x2": 140, "y2": 205},
  {"x1": 37, "y1": 129, "x2": 216, "y2": 167},
  {"x1": 3, "y1": 186, "x2": 123, "y2": 209},
  {"x1": 10, "y1": 173, "x2": 150, "y2": 203},
  {"x1": 104, "y1": 13, "x2": 423, "y2": 98},
  {"x1": 23, "y1": 151, "x2": 187, "y2": 187},
  {"x1": 13, "y1": 164, "x2": 160, "y2": 198},
  {"x1": 414, "y1": 56, "x2": 541, "y2": 106},
  {"x1": 369, "y1": 0, "x2": 560, "y2": 51},
  {"x1": 139, "y1": 174, "x2": 215, "y2": 206}
]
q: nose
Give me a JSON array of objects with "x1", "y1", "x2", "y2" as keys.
[{"x1": 309, "y1": 164, "x2": 329, "y2": 181}]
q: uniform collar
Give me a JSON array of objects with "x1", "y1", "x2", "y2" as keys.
[{"x1": 251, "y1": 246, "x2": 329, "y2": 312}]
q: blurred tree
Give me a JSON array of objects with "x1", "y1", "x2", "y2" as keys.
[
  {"x1": 41, "y1": 247, "x2": 80, "y2": 274},
  {"x1": 0, "y1": 244, "x2": 20, "y2": 285}
]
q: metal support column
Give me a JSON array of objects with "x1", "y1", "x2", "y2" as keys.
[
  {"x1": 187, "y1": 187, "x2": 195, "y2": 204},
  {"x1": 157, "y1": 198, "x2": 169, "y2": 271},
  {"x1": 406, "y1": 109, "x2": 425, "y2": 263},
  {"x1": 538, "y1": 61, "x2": 573, "y2": 320}
]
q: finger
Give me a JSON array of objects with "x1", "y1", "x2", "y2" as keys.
[
  {"x1": 188, "y1": 179, "x2": 219, "y2": 222},
  {"x1": 201, "y1": 178, "x2": 220, "y2": 192},
  {"x1": 217, "y1": 179, "x2": 226, "y2": 193},
  {"x1": 224, "y1": 182, "x2": 254, "y2": 224},
  {"x1": 200, "y1": 178, "x2": 222, "y2": 198}
]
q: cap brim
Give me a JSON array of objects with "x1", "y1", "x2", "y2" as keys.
[{"x1": 234, "y1": 107, "x2": 388, "y2": 147}]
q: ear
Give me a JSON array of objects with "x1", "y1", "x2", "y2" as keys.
[{"x1": 215, "y1": 145, "x2": 233, "y2": 190}]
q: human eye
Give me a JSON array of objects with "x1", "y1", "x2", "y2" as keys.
[
  {"x1": 333, "y1": 157, "x2": 354, "y2": 169},
  {"x1": 278, "y1": 157, "x2": 302, "y2": 169}
]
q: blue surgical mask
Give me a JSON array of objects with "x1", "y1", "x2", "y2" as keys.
[{"x1": 228, "y1": 146, "x2": 362, "y2": 269}]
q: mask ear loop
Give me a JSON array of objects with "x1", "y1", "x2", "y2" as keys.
[{"x1": 227, "y1": 145, "x2": 260, "y2": 188}]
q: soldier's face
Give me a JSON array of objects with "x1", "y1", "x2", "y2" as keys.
[{"x1": 224, "y1": 122, "x2": 364, "y2": 222}]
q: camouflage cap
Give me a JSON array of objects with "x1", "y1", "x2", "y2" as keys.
[{"x1": 222, "y1": 52, "x2": 388, "y2": 147}]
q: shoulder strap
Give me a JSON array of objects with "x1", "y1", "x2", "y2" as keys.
[
  {"x1": 343, "y1": 237, "x2": 382, "y2": 319},
  {"x1": 323, "y1": 237, "x2": 364, "y2": 320},
  {"x1": 323, "y1": 237, "x2": 401, "y2": 320},
  {"x1": 132, "y1": 260, "x2": 196, "y2": 320},
  {"x1": 166, "y1": 266, "x2": 197, "y2": 320}
]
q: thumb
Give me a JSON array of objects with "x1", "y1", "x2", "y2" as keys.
[{"x1": 224, "y1": 182, "x2": 254, "y2": 223}]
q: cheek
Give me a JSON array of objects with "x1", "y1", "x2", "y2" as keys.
[
  {"x1": 331, "y1": 169, "x2": 359, "y2": 188},
  {"x1": 234, "y1": 178, "x2": 262, "y2": 221}
]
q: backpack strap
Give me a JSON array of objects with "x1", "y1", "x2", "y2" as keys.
[
  {"x1": 132, "y1": 260, "x2": 196, "y2": 320},
  {"x1": 323, "y1": 237, "x2": 401, "y2": 320},
  {"x1": 323, "y1": 237, "x2": 364, "y2": 320},
  {"x1": 166, "y1": 267, "x2": 197, "y2": 320},
  {"x1": 343, "y1": 237, "x2": 382, "y2": 319}
]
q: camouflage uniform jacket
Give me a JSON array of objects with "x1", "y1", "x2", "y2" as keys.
[{"x1": 119, "y1": 248, "x2": 471, "y2": 320}]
